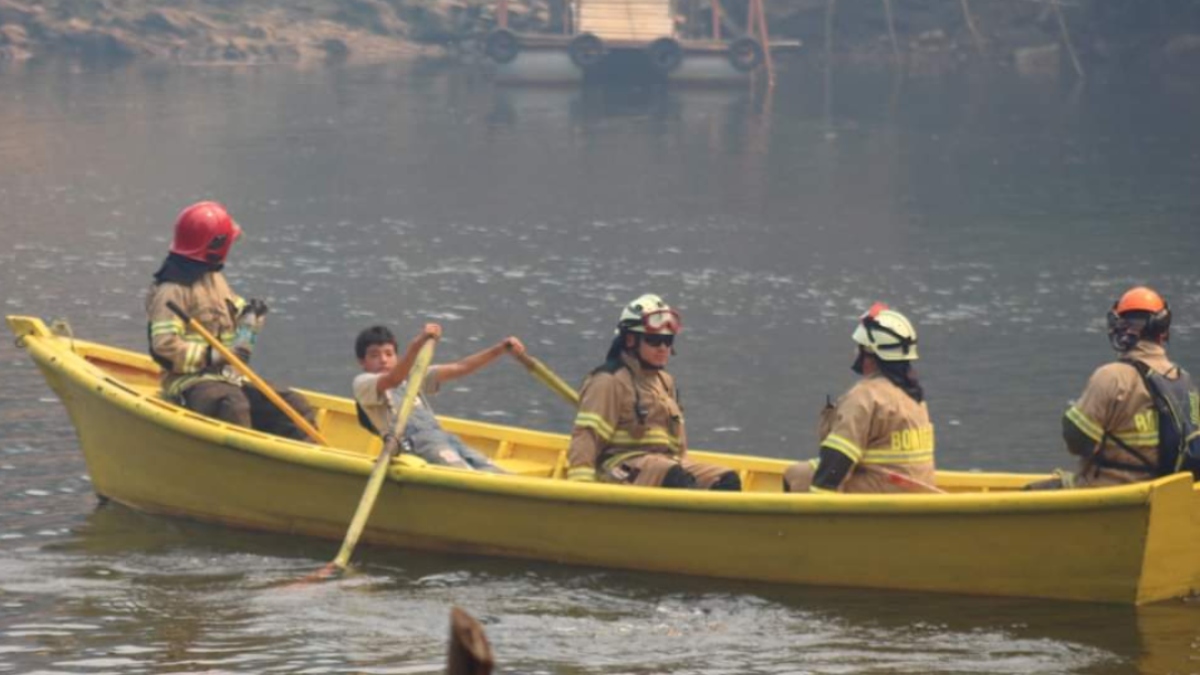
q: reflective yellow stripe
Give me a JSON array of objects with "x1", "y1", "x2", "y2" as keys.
[
  {"x1": 861, "y1": 450, "x2": 935, "y2": 465},
  {"x1": 1111, "y1": 430, "x2": 1158, "y2": 445},
  {"x1": 183, "y1": 343, "x2": 206, "y2": 373},
  {"x1": 610, "y1": 429, "x2": 681, "y2": 451},
  {"x1": 164, "y1": 373, "x2": 227, "y2": 399},
  {"x1": 809, "y1": 485, "x2": 837, "y2": 494},
  {"x1": 1065, "y1": 406, "x2": 1104, "y2": 442},
  {"x1": 1190, "y1": 392, "x2": 1199, "y2": 426},
  {"x1": 821, "y1": 433, "x2": 863, "y2": 462},
  {"x1": 567, "y1": 467, "x2": 596, "y2": 482},
  {"x1": 573, "y1": 412, "x2": 615, "y2": 441},
  {"x1": 150, "y1": 320, "x2": 183, "y2": 336},
  {"x1": 600, "y1": 451, "x2": 645, "y2": 471}
]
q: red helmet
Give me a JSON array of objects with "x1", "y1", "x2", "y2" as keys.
[{"x1": 170, "y1": 201, "x2": 242, "y2": 265}]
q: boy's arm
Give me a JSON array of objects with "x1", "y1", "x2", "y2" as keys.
[
  {"x1": 376, "y1": 323, "x2": 442, "y2": 394},
  {"x1": 429, "y1": 337, "x2": 525, "y2": 385}
]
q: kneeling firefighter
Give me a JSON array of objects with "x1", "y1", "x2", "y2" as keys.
[
  {"x1": 783, "y1": 303, "x2": 936, "y2": 493},
  {"x1": 565, "y1": 294, "x2": 741, "y2": 490}
]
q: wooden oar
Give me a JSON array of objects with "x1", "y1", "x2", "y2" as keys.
[
  {"x1": 165, "y1": 300, "x2": 328, "y2": 446},
  {"x1": 313, "y1": 338, "x2": 437, "y2": 579},
  {"x1": 510, "y1": 350, "x2": 580, "y2": 406},
  {"x1": 869, "y1": 465, "x2": 947, "y2": 494}
]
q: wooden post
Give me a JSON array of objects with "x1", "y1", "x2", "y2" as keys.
[
  {"x1": 881, "y1": 0, "x2": 899, "y2": 61},
  {"x1": 959, "y1": 0, "x2": 985, "y2": 57},
  {"x1": 712, "y1": 0, "x2": 721, "y2": 41},
  {"x1": 823, "y1": 0, "x2": 837, "y2": 129},
  {"x1": 754, "y1": 0, "x2": 774, "y2": 86},
  {"x1": 446, "y1": 607, "x2": 494, "y2": 675},
  {"x1": 497, "y1": 0, "x2": 509, "y2": 30},
  {"x1": 1051, "y1": 0, "x2": 1085, "y2": 80}
]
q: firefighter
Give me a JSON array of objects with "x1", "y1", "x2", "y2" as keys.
[
  {"x1": 145, "y1": 201, "x2": 315, "y2": 440},
  {"x1": 565, "y1": 294, "x2": 741, "y2": 490},
  {"x1": 783, "y1": 303, "x2": 936, "y2": 493},
  {"x1": 1027, "y1": 286, "x2": 1199, "y2": 489}
]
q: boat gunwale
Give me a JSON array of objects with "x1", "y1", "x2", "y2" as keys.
[{"x1": 8, "y1": 314, "x2": 1183, "y2": 518}]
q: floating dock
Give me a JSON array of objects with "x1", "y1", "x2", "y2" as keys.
[{"x1": 483, "y1": 0, "x2": 799, "y2": 85}]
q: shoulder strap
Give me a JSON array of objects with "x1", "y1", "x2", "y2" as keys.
[{"x1": 356, "y1": 401, "x2": 381, "y2": 436}]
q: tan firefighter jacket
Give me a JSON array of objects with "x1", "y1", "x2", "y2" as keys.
[
  {"x1": 815, "y1": 372, "x2": 936, "y2": 493},
  {"x1": 145, "y1": 271, "x2": 246, "y2": 399},
  {"x1": 1062, "y1": 341, "x2": 1180, "y2": 487},
  {"x1": 567, "y1": 352, "x2": 686, "y2": 481}
]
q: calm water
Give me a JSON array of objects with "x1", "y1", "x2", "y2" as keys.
[{"x1": 1, "y1": 59, "x2": 1199, "y2": 673}]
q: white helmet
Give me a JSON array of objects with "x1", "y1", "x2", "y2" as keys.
[
  {"x1": 618, "y1": 293, "x2": 682, "y2": 335},
  {"x1": 852, "y1": 302, "x2": 918, "y2": 361}
]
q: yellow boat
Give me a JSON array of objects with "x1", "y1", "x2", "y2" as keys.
[{"x1": 8, "y1": 315, "x2": 1200, "y2": 605}]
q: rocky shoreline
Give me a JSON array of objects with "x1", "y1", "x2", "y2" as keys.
[{"x1": 2, "y1": 0, "x2": 1198, "y2": 77}]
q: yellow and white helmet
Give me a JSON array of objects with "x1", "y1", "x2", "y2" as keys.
[
  {"x1": 618, "y1": 293, "x2": 682, "y2": 335},
  {"x1": 852, "y1": 302, "x2": 918, "y2": 361}
]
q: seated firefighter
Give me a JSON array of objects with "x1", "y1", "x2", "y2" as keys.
[
  {"x1": 564, "y1": 294, "x2": 741, "y2": 490},
  {"x1": 145, "y1": 201, "x2": 315, "y2": 440},
  {"x1": 1027, "y1": 286, "x2": 1200, "y2": 490},
  {"x1": 783, "y1": 303, "x2": 936, "y2": 493}
]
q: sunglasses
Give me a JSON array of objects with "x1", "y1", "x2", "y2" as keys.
[{"x1": 642, "y1": 334, "x2": 675, "y2": 348}]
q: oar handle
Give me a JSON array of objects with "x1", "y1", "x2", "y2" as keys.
[
  {"x1": 330, "y1": 338, "x2": 437, "y2": 571},
  {"x1": 869, "y1": 466, "x2": 946, "y2": 494},
  {"x1": 165, "y1": 300, "x2": 329, "y2": 446},
  {"x1": 510, "y1": 350, "x2": 580, "y2": 406}
]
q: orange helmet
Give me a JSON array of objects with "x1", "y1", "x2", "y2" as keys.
[
  {"x1": 1107, "y1": 286, "x2": 1171, "y2": 351},
  {"x1": 1115, "y1": 286, "x2": 1166, "y2": 315}
]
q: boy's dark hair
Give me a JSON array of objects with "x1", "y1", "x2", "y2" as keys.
[{"x1": 355, "y1": 325, "x2": 397, "y2": 360}]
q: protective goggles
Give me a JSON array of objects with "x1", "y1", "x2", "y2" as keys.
[{"x1": 640, "y1": 309, "x2": 682, "y2": 335}]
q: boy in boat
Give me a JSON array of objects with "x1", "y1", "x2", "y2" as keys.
[
  {"x1": 1027, "y1": 286, "x2": 1199, "y2": 489},
  {"x1": 353, "y1": 324, "x2": 524, "y2": 472},
  {"x1": 145, "y1": 201, "x2": 316, "y2": 440},
  {"x1": 783, "y1": 303, "x2": 937, "y2": 493},
  {"x1": 565, "y1": 294, "x2": 741, "y2": 490}
]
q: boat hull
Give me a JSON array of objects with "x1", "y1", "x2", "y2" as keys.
[{"x1": 10, "y1": 315, "x2": 1200, "y2": 604}]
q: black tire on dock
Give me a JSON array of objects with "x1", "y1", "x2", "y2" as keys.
[
  {"x1": 727, "y1": 36, "x2": 764, "y2": 72},
  {"x1": 485, "y1": 29, "x2": 521, "y2": 64},
  {"x1": 647, "y1": 37, "x2": 684, "y2": 74},
  {"x1": 568, "y1": 33, "x2": 606, "y2": 70}
]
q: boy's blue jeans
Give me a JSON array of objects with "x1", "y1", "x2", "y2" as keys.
[{"x1": 403, "y1": 406, "x2": 505, "y2": 473}]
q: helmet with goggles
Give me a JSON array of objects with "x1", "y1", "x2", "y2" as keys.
[
  {"x1": 618, "y1": 293, "x2": 682, "y2": 335},
  {"x1": 1107, "y1": 286, "x2": 1170, "y2": 351},
  {"x1": 852, "y1": 302, "x2": 918, "y2": 362}
]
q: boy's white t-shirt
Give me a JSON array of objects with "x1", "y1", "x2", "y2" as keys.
[{"x1": 352, "y1": 367, "x2": 442, "y2": 434}]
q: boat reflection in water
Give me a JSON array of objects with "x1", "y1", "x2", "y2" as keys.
[{"x1": 487, "y1": 80, "x2": 774, "y2": 155}]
